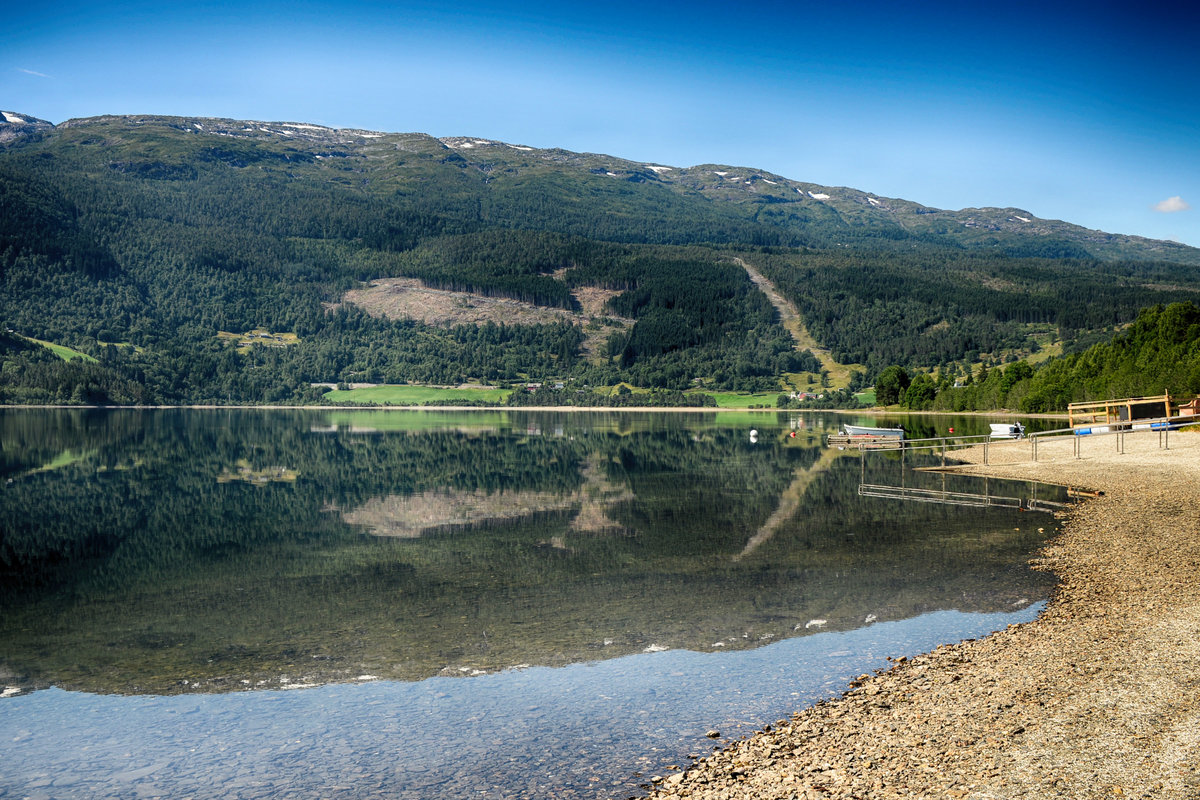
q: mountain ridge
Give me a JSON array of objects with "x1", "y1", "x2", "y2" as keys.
[
  {"x1": 4, "y1": 111, "x2": 1195, "y2": 263},
  {"x1": 436, "y1": 128, "x2": 1194, "y2": 261},
  {"x1": 4, "y1": 110, "x2": 1200, "y2": 405}
]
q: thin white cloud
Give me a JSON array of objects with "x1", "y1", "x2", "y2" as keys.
[
  {"x1": 1153, "y1": 196, "x2": 1191, "y2": 213},
  {"x1": 17, "y1": 68, "x2": 52, "y2": 78}
]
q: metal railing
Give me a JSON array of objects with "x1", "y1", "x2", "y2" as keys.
[
  {"x1": 858, "y1": 482, "x2": 1070, "y2": 512},
  {"x1": 833, "y1": 415, "x2": 1194, "y2": 465},
  {"x1": 836, "y1": 432, "x2": 1001, "y2": 465},
  {"x1": 1027, "y1": 416, "x2": 1187, "y2": 461},
  {"x1": 899, "y1": 433, "x2": 997, "y2": 465}
]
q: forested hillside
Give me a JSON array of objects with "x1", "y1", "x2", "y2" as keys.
[
  {"x1": 2, "y1": 112, "x2": 1199, "y2": 406},
  {"x1": 874, "y1": 302, "x2": 1200, "y2": 413},
  {"x1": 1020, "y1": 302, "x2": 1200, "y2": 411}
]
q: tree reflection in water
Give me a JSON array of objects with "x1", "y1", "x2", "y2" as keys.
[{"x1": 0, "y1": 409, "x2": 1062, "y2": 696}]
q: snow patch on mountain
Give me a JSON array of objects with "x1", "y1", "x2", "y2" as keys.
[
  {"x1": 0, "y1": 110, "x2": 55, "y2": 143},
  {"x1": 442, "y1": 137, "x2": 508, "y2": 150}
]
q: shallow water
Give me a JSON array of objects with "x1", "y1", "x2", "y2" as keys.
[
  {"x1": 0, "y1": 409, "x2": 1062, "y2": 799},
  {"x1": 2, "y1": 607, "x2": 1041, "y2": 800}
]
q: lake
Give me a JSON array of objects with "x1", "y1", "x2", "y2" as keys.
[{"x1": 0, "y1": 408, "x2": 1065, "y2": 799}]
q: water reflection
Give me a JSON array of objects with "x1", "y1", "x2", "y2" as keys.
[
  {"x1": 0, "y1": 409, "x2": 1063, "y2": 697},
  {"x1": 342, "y1": 454, "x2": 634, "y2": 538},
  {"x1": 859, "y1": 479, "x2": 1070, "y2": 512},
  {"x1": 0, "y1": 409, "x2": 1065, "y2": 799},
  {"x1": 0, "y1": 608, "x2": 1040, "y2": 800}
]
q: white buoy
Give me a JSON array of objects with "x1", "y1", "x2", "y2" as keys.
[{"x1": 749, "y1": 429, "x2": 758, "y2": 442}]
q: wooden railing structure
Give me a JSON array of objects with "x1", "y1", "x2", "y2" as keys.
[{"x1": 1067, "y1": 394, "x2": 1174, "y2": 428}]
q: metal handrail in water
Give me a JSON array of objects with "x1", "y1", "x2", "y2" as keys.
[
  {"x1": 845, "y1": 432, "x2": 999, "y2": 465},
  {"x1": 858, "y1": 482, "x2": 1069, "y2": 512}
]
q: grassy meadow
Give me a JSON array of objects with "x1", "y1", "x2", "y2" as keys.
[{"x1": 321, "y1": 384, "x2": 513, "y2": 405}]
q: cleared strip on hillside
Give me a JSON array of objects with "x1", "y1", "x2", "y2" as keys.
[{"x1": 731, "y1": 257, "x2": 863, "y2": 387}]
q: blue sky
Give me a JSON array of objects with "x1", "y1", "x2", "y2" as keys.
[{"x1": 5, "y1": 1, "x2": 1199, "y2": 246}]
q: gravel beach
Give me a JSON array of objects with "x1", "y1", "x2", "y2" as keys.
[{"x1": 639, "y1": 428, "x2": 1200, "y2": 800}]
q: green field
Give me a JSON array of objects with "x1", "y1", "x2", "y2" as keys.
[
  {"x1": 24, "y1": 336, "x2": 97, "y2": 363},
  {"x1": 321, "y1": 385, "x2": 512, "y2": 406},
  {"x1": 704, "y1": 391, "x2": 783, "y2": 409}
]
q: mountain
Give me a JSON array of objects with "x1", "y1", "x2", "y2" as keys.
[
  {"x1": 438, "y1": 134, "x2": 1195, "y2": 264},
  {"x1": 2, "y1": 112, "x2": 1199, "y2": 405},
  {"x1": 0, "y1": 111, "x2": 53, "y2": 144},
  {"x1": 6, "y1": 112, "x2": 1195, "y2": 261}
]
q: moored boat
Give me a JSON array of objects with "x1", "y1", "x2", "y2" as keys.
[
  {"x1": 989, "y1": 422, "x2": 1026, "y2": 439},
  {"x1": 842, "y1": 424, "x2": 904, "y2": 438}
]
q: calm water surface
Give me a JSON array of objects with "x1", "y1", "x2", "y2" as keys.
[{"x1": 0, "y1": 409, "x2": 1064, "y2": 799}]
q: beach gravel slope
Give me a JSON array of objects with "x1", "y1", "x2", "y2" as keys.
[{"x1": 640, "y1": 429, "x2": 1200, "y2": 800}]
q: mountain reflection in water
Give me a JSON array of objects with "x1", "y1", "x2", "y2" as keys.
[
  {"x1": 342, "y1": 456, "x2": 634, "y2": 538},
  {"x1": 0, "y1": 408, "x2": 1062, "y2": 697},
  {"x1": 0, "y1": 408, "x2": 1065, "y2": 799}
]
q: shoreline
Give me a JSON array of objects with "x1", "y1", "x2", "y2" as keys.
[
  {"x1": 640, "y1": 430, "x2": 1200, "y2": 799},
  {"x1": 0, "y1": 403, "x2": 1068, "y2": 419}
]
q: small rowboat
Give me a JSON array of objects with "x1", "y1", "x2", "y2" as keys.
[{"x1": 842, "y1": 424, "x2": 904, "y2": 438}]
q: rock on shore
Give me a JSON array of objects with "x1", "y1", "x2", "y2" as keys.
[{"x1": 637, "y1": 431, "x2": 1200, "y2": 799}]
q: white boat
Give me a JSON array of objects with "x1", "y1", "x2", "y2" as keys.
[
  {"x1": 842, "y1": 424, "x2": 904, "y2": 438},
  {"x1": 989, "y1": 422, "x2": 1025, "y2": 439}
]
